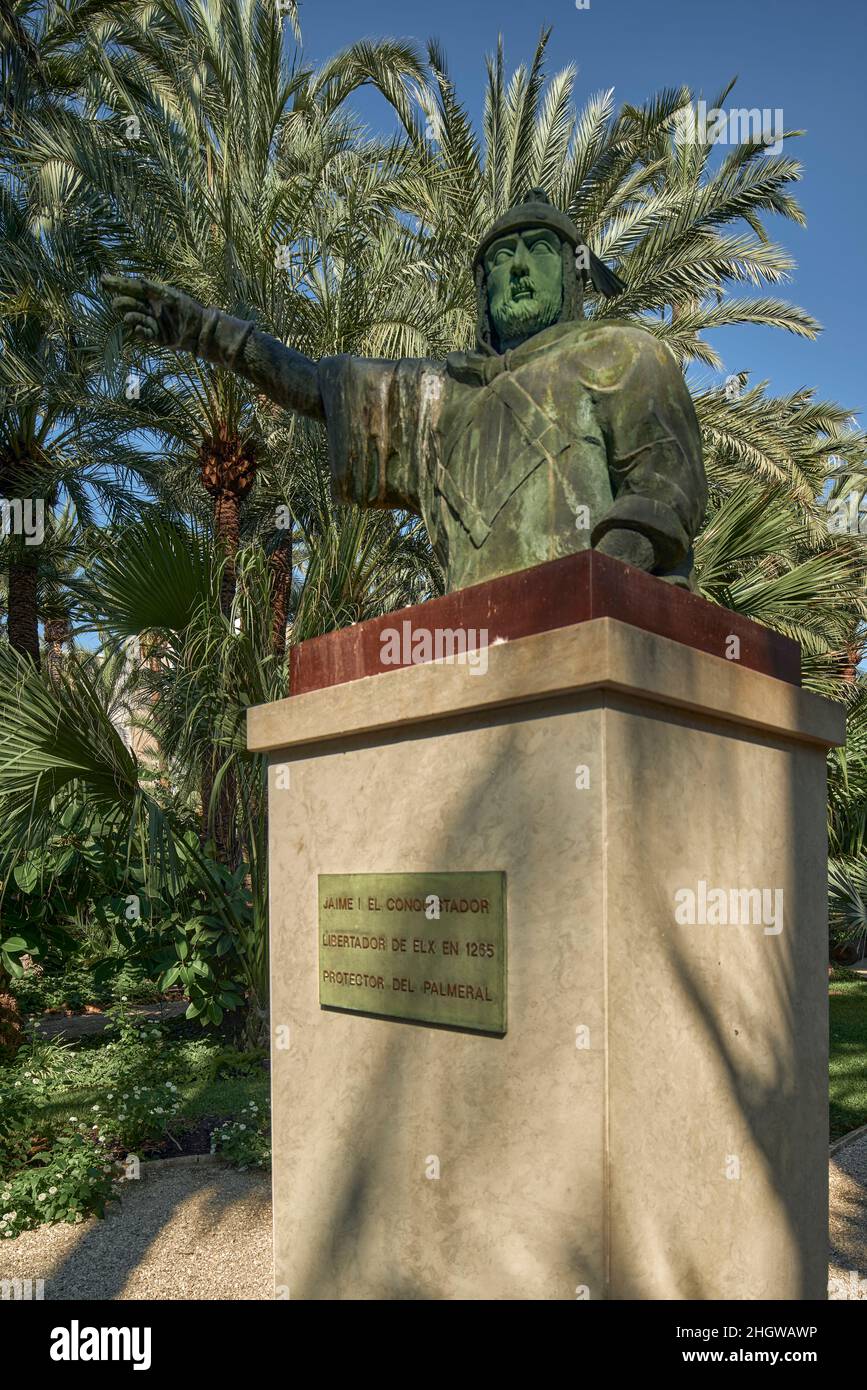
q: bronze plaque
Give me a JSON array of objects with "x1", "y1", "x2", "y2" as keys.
[{"x1": 318, "y1": 872, "x2": 507, "y2": 1034}]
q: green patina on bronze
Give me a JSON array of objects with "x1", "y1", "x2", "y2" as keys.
[
  {"x1": 319, "y1": 872, "x2": 507, "y2": 1033},
  {"x1": 104, "y1": 189, "x2": 707, "y2": 591}
]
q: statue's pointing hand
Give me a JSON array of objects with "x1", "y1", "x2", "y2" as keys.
[
  {"x1": 101, "y1": 273, "x2": 205, "y2": 350},
  {"x1": 100, "y1": 273, "x2": 320, "y2": 415}
]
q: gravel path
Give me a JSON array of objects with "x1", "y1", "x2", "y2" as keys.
[
  {"x1": 2, "y1": 1137, "x2": 864, "y2": 1300},
  {"x1": 829, "y1": 1128, "x2": 867, "y2": 1298},
  {"x1": 0, "y1": 1159, "x2": 271, "y2": 1300}
]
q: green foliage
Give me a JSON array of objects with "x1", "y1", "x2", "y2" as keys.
[
  {"x1": 0, "y1": 1135, "x2": 121, "y2": 1238},
  {"x1": 829, "y1": 860, "x2": 867, "y2": 956},
  {"x1": 829, "y1": 965, "x2": 862, "y2": 985},
  {"x1": 199, "y1": 1045, "x2": 267, "y2": 1082},
  {"x1": 12, "y1": 964, "x2": 162, "y2": 1015},
  {"x1": 97, "y1": 999, "x2": 186, "y2": 1083},
  {"x1": 1, "y1": 1, "x2": 866, "y2": 1029},
  {"x1": 157, "y1": 865, "x2": 253, "y2": 1028},
  {"x1": 0, "y1": 1073, "x2": 38, "y2": 1176},
  {"x1": 830, "y1": 977, "x2": 867, "y2": 1139},
  {"x1": 0, "y1": 1009, "x2": 269, "y2": 1236},
  {"x1": 110, "y1": 966, "x2": 162, "y2": 1004},
  {"x1": 5, "y1": 1028, "x2": 79, "y2": 1101},
  {"x1": 0, "y1": 1031, "x2": 121, "y2": 1232},
  {"x1": 91, "y1": 1081, "x2": 183, "y2": 1151},
  {"x1": 210, "y1": 1099, "x2": 270, "y2": 1170}
]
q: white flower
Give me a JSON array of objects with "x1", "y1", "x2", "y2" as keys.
[
  {"x1": 48, "y1": 1186, "x2": 57, "y2": 1195},
  {"x1": 38, "y1": 1193, "x2": 47, "y2": 1201},
  {"x1": 92, "y1": 1105, "x2": 99, "y2": 1112}
]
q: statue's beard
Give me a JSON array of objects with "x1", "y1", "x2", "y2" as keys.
[{"x1": 492, "y1": 278, "x2": 562, "y2": 347}]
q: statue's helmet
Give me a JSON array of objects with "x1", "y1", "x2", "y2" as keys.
[{"x1": 471, "y1": 188, "x2": 626, "y2": 351}]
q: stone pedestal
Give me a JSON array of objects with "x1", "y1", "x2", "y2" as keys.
[{"x1": 248, "y1": 554, "x2": 844, "y2": 1300}]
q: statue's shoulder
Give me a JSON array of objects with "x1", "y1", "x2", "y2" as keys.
[{"x1": 551, "y1": 319, "x2": 681, "y2": 392}]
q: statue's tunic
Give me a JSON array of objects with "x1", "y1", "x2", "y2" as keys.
[{"x1": 317, "y1": 320, "x2": 706, "y2": 592}]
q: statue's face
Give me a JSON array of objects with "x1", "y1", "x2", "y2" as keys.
[{"x1": 484, "y1": 225, "x2": 563, "y2": 349}]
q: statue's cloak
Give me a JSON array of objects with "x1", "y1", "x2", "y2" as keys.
[{"x1": 318, "y1": 320, "x2": 706, "y2": 592}]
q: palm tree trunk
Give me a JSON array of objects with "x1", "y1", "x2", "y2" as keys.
[
  {"x1": 842, "y1": 635, "x2": 865, "y2": 684},
  {"x1": 210, "y1": 488, "x2": 240, "y2": 865},
  {"x1": 199, "y1": 433, "x2": 258, "y2": 615},
  {"x1": 8, "y1": 560, "x2": 40, "y2": 667},
  {"x1": 199, "y1": 435, "x2": 257, "y2": 861},
  {"x1": 214, "y1": 491, "x2": 240, "y2": 616},
  {"x1": 269, "y1": 532, "x2": 293, "y2": 660},
  {"x1": 44, "y1": 615, "x2": 70, "y2": 681}
]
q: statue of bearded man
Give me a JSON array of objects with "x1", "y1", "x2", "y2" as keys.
[{"x1": 104, "y1": 189, "x2": 707, "y2": 591}]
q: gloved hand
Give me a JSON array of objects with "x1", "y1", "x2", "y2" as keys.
[
  {"x1": 593, "y1": 527, "x2": 655, "y2": 571},
  {"x1": 101, "y1": 273, "x2": 207, "y2": 350}
]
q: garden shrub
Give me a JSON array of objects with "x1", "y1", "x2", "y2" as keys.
[
  {"x1": 0, "y1": 999, "x2": 268, "y2": 1235},
  {"x1": 0, "y1": 1133, "x2": 121, "y2": 1237},
  {"x1": 210, "y1": 1099, "x2": 270, "y2": 1170}
]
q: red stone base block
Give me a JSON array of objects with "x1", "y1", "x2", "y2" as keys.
[{"x1": 289, "y1": 551, "x2": 800, "y2": 696}]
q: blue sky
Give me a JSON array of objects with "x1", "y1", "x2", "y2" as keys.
[{"x1": 297, "y1": 0, "x2": 865, "y2": 425}]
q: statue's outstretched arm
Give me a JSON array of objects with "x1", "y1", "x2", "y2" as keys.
[{"x1": 102, "y1": 274, "x2": 325, "y2": 422}]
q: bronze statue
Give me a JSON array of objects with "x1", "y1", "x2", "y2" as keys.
[{"x1": 104, "y1": 190, "x2": 706, "y2": 591}]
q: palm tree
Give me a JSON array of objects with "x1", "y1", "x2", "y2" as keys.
[
  {"x1": 10, "y1": 0, "x2": 442, "y2": 853},
  {"x1": 4, "y1": 10, "x2": 865, "y2": 1030},
  {"x1": 0, "y1": 512, "x2": 283, "y2": 1042},
  {"x1": 0, "y1": 182, "x2": 153, "y2": 665},
  {"x1": 0, "y1": 1, "x2": 160, "y2": 664},
  {"x1": 51, "y1": 0, "x2": 431, "y2": 610},
  {"x1": 394, "y1": 35, "x2": 820, "y2": 354},
  {"x1": 827, "y1": 680, "x2": 867, "y2": 960},
  {"x1": 0, "y1": 499, "x2": 87, "y2": 678},
  {"x1": 379, "y1": 31, "x2": 867, "y2": 701},
  {"x1": 692, "y1": 386, "x2": 867, "y2": 695}
]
